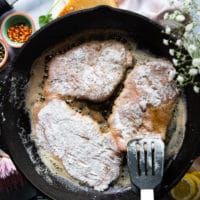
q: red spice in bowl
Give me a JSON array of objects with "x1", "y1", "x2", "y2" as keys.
[
  {"x1": 7, "y1": 23, "x2": 32, "y2": 43},
  {"x1": 1, "y1": 12, "x2": 36, "y2": 48}
]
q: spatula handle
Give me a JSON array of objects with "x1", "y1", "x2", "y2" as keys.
[{"x1": 140, "y1": 189, "x2": 154, "y2": 200}]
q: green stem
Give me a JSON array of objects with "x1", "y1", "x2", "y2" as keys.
[{"x1": 48, "y1": 0, "x2": 63, "y2": 14}]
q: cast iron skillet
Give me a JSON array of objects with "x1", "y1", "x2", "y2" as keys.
[{"x1": 1, "y1": 6, "x2": 200, "y2": 200}]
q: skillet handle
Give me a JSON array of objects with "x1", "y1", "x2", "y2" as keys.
[{"x1": 140, "y1": 189, "x2": 154, "y2": 200}]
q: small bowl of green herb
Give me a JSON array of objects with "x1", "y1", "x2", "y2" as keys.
[{"x1": 0, "y1": 38, "x2": 8, "y2": 69}]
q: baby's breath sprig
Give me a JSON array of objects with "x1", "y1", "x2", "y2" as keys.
[{"x1": 163, "y1": 0, "x2": 200, "y2": 93}]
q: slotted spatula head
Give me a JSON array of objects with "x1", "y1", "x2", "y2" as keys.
[{"x1": 127, "y1": 138, "x2": 164, "y2": 190}]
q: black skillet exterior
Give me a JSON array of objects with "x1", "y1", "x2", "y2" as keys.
[{"x1": 1, "y1": 6, "x2": 200, "y2": 200}]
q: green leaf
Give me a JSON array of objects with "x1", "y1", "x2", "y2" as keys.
[{"x1": 39, "y1": 14, "x2": 53, "y2": 27}]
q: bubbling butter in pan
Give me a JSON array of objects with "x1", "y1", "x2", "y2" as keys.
[{"x1": 25, "y1": 30, "x2": 187, "y2": 189}]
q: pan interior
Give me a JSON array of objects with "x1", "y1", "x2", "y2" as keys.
[{"x1": 22, "y1": 29, "x2": 186, "y2": 192}]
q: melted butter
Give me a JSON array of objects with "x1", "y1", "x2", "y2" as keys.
[
  {"x1": 165, "y1": 97, "x2": 186, "y2": 160},
  {"x1": 39, "y1": 149, "x2": 68, "y2": 178}
]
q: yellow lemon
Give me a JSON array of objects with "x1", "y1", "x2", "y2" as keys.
[
  {"x1": 189, "y1": 174, "x2": 200, "y2": 200},
  {"x1": 58, "y1": 0, "x2": 118, "y2": 17},
  {"x1": 170, "y1": 173, "x2": 197, "y2": 200},
  {"x1": 192, "y1": 171, "x2": 200, "y2": 180}
]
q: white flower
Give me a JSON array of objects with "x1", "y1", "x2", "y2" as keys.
[
  {"x1": 176, "y1": 39, "x2": 182, "y2": 46},
  {"x1": 175, "y1": 14, "x2": 186, "y2": 22},
  {"x1": 172, "y1": 58, "x2": 178, "y2": 66},
  {"x1": 192, "y1": 58, "x2": 200, "y2": 67},
  {"x1": 185, "y1": 23, "x2": 193, "y2": 32},
  {"x1": 165, "y1": 26, "x2": 171, "y2": 34},
  {"x1": 184, "y1": 32, "x2": 192, "y2": 39},
  {"x1": 169, "y1": 13, "x2": 176, "y2": 20},
  {"x1": 164, "y1": 13, "x2": 169, "y2": 20},
  {"x1": 176, "y1": 52, "x2": 181, "y2": 58},
  {"x1": 189, "y1": 68, "x2": 198, "y2": 76},
  {"x1": 169, "y1": 0, "x2": 176, "y2": 6},
  {"x1": 188, "y1": 44, "x2": 196, "y2": 53},
  {"x1": 169, "y1": 49, "x2": 175, "y2": 56},
  {"x1": 168, "y1": 70, "x2": 176, "y2": 81},
  {"x1": 193, "y1": 86, "x2": 199, "y2": 93},
  {"x1": 180, "y1": 0, "x2": 191, "y2": 7},
  {"x1": 177, "y1": 75, "x2": 184, "y2": 84},
  {"x1": 163, "y1": 39, "x2": 169, "y2": 46},
  {"x1": 184, "y1": 0, "x2": 192, "y2": 4},
  {"x1": 162, "y1": 1, "x2": 200, "y2": 93},
  {"x1": 174, "y1": 10, "x2": 180, "y2": 15}
]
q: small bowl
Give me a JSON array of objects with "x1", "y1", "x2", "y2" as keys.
[
  {"x1": 0, "y1": 38, "x2": 8, "y2": 69},
  {"x1": 1, "y1": 12, "x2": 36, "y2": 48}
]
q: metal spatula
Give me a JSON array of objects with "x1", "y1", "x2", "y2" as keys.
[{"x1": 127, "y1": 138, "x2": 164, "y2": 200}]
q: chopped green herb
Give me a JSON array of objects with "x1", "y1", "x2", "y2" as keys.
[
  {"x1": 38, "y1": 0, "x2": 63, "y2": 27},
  {"x1": 39, "y1": 14, "x2": 53, "y2": 27}
]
